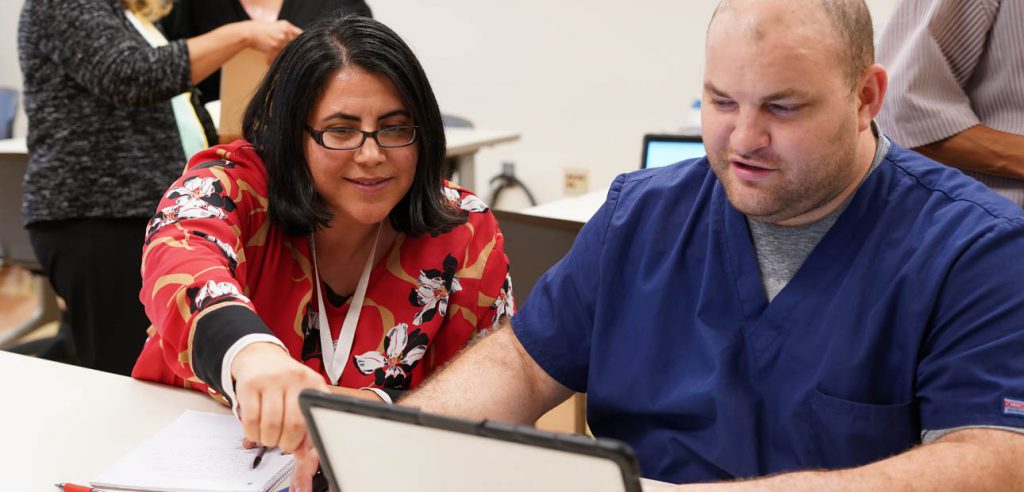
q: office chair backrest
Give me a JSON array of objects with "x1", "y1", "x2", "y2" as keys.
[
  {"x1": 442, "y1": 114, "x2": 474, "y2": 129},
  {"x1": 0, "y1": 87, "x2": 18, "y2": 140}
]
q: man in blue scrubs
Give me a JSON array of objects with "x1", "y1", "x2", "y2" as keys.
[{"x1": 292, "y1": 0, "x2": 1024, "y2": 489}]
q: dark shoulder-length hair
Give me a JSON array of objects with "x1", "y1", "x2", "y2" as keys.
[{"x1": 242, "y1": 15, "x2": 464, "y2": 237}]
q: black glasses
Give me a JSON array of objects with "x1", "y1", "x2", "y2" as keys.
[{"x1": 305, "y1": 125, "x2": 419, "y2": 150}]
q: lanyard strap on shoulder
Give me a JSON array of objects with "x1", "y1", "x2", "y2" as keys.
[{"x1": 311, "y1": 224, "x2": 381, "y2": 385}]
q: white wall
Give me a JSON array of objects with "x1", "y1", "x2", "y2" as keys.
[
  {"x1": 373, "y1": 0, "x2": 897, "y2": 209},
  {"x1": 0, "y1": 0, "x2": 897, "y2": 208},
  {"x1": 1, "y1": 0, "x2": 27, "y2": 138}
]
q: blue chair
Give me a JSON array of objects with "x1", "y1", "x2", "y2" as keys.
[{"x1": 0, "y1": 87, "x2": 18, "y2": 139}]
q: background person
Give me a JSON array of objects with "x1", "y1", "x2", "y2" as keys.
[
  {"x1": 18, "y1": 0, "x2": 299, "y2": 375},
  {"x1": 160, "y1": 0, "x2": 373, "y2": 104},
  {"x1": 132, "y1": 16, "x2": 515, "y2": 465},
  {"x1": 876, "y1": 0, "x2": 1024, "y2": 205}
]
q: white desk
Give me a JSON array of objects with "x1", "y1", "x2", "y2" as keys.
[
  {"x1": 519, "y1": 187, "x2": 609, "y2": 224},
  {"x1": 0, "y1": 352, "x2": 672, "y2": 491},
  {"x1": 0, "y1": 351, "x2": 229, "y2": 491},
  {"x1": 443, "y1": 128, "x2": 520, "y2": 194}
]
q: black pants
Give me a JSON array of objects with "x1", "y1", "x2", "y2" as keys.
[{"x1": 28, "y1": 218, "x2": 151, "y2": 375}]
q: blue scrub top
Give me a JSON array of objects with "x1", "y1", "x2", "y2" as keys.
[{"x1": 512, "y1": 144, "x2": 1024, "y2": 484}]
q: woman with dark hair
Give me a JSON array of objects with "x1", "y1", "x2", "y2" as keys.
[{"x1": 132, "y1": 15, "x2": 515, "y2": 457}]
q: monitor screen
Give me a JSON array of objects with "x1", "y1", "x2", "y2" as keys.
[{"x1": 642, "y1": 135, "x2": 706, "y2": 169}]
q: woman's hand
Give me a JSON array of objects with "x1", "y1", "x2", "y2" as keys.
[
  {"x1": 186, "y1": 19, "x2": 301, "y2": 84},
  {"x1": 243, "y1": 19, "x2": 302, "y2": 62},
  {"x1": 231, "y1": 342, "x2": 328, "y2": 453}
]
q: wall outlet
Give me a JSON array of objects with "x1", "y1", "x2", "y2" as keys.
[{"x1": 564, "y1": 167, "x2": 589, "y2": 196}]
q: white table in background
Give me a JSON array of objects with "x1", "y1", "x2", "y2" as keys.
[
  {"x1": 0, "y1": 137, "x2": 26, "y2": 155},
  {"x1": 518, "y1": 187, "x2": 609, "y2": 223},
  {"x1": 444, "y1": 128, "x2": 520, "y2": 194}
]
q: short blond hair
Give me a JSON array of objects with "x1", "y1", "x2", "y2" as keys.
[
  {"x1": 122, "y1": 0, "x2": 172, "y2": 22},
  {"x1": 711, "y1": 0, "x2": 874, "y2": 90}
]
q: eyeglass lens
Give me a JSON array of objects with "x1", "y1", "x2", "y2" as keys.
[{"x1": 321, "y1": 127, "x2": 416, "y2": 149}]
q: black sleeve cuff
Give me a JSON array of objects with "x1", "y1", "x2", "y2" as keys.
[
  {"x1": 383, "y1": 388, "x2": 405, "y2": 403},
  {"x1": 192, "y1": 305, "x2": 275, "y2": 395}
]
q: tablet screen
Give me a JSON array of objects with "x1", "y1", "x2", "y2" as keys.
[{"x1": 307, "y1": 404, "x2": 637, "y2": 492}]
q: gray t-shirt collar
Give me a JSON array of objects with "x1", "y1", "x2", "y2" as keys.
[{"x1": 747, "y1": 126, "x2": 890, "y2": 301}]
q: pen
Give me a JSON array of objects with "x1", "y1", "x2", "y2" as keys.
[
  {"x1": 252, "y1": 445, "x2": 268, "y2": 469},
  {"x1": 54, "y1": 483, "x2": 103, "y2": 492}
]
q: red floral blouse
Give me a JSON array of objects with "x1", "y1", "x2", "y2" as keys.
[{"x1": 132, "y1": 141, "x2": 515, "y2": 404}]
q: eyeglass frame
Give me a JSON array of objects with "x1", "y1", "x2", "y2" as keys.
[{"x1": 304, "y1": 125, "x2": 420, "y2": 150}]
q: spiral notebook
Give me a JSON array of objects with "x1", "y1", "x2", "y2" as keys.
[{"x1": 91, "y1": 410, "x2": 293, "y2": 492}]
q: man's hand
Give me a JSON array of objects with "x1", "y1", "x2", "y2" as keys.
[
  {"x1": 290, "y1": 436, "x2": 321, "y2": 492},
  {"x1": 284, "y1": 388, "x2": 380, "y2": 492},
  {"x1": 669, "y1": 428, "x2": 1024, "y2": 491}
]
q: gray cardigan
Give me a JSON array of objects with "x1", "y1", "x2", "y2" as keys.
[{"x1": 18, "y1": 0, "x2": 217, "y2": 225}]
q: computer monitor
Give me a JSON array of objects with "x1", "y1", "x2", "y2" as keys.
[{"x1": 641, "y1": 134, "x2": 705, "y2": 169}]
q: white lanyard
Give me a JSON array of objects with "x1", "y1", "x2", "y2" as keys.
[{"x1": 310, "y1": 225, "x2": 381, "y2": 385}]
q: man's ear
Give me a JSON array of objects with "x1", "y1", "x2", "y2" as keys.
[{"x1": 856, "y1": 64, "x2": 888, "y2": 132}]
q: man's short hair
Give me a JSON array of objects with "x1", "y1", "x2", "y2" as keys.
[{"x1": 711, "y1": 0, "x2": 875, "y2": 89}]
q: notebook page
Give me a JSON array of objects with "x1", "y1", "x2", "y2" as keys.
[{"x1": 91, "y1": 410, "x2": 294, "y2": 492}]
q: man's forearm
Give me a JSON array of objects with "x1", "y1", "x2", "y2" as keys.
[
  {"x1": 674, "y1": 429, "x2": 1024, "y2": 491},
  {"x1": 401, "y1": 323, "x2": 573, "y2": 425},
  {"x1": 915, "y1": 125, "x2": 1024, "y2": 180}
]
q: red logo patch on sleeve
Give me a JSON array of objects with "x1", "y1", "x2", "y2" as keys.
[{"x1": 1003, "y1": 398, "x2": 1024, "y2": 416}]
